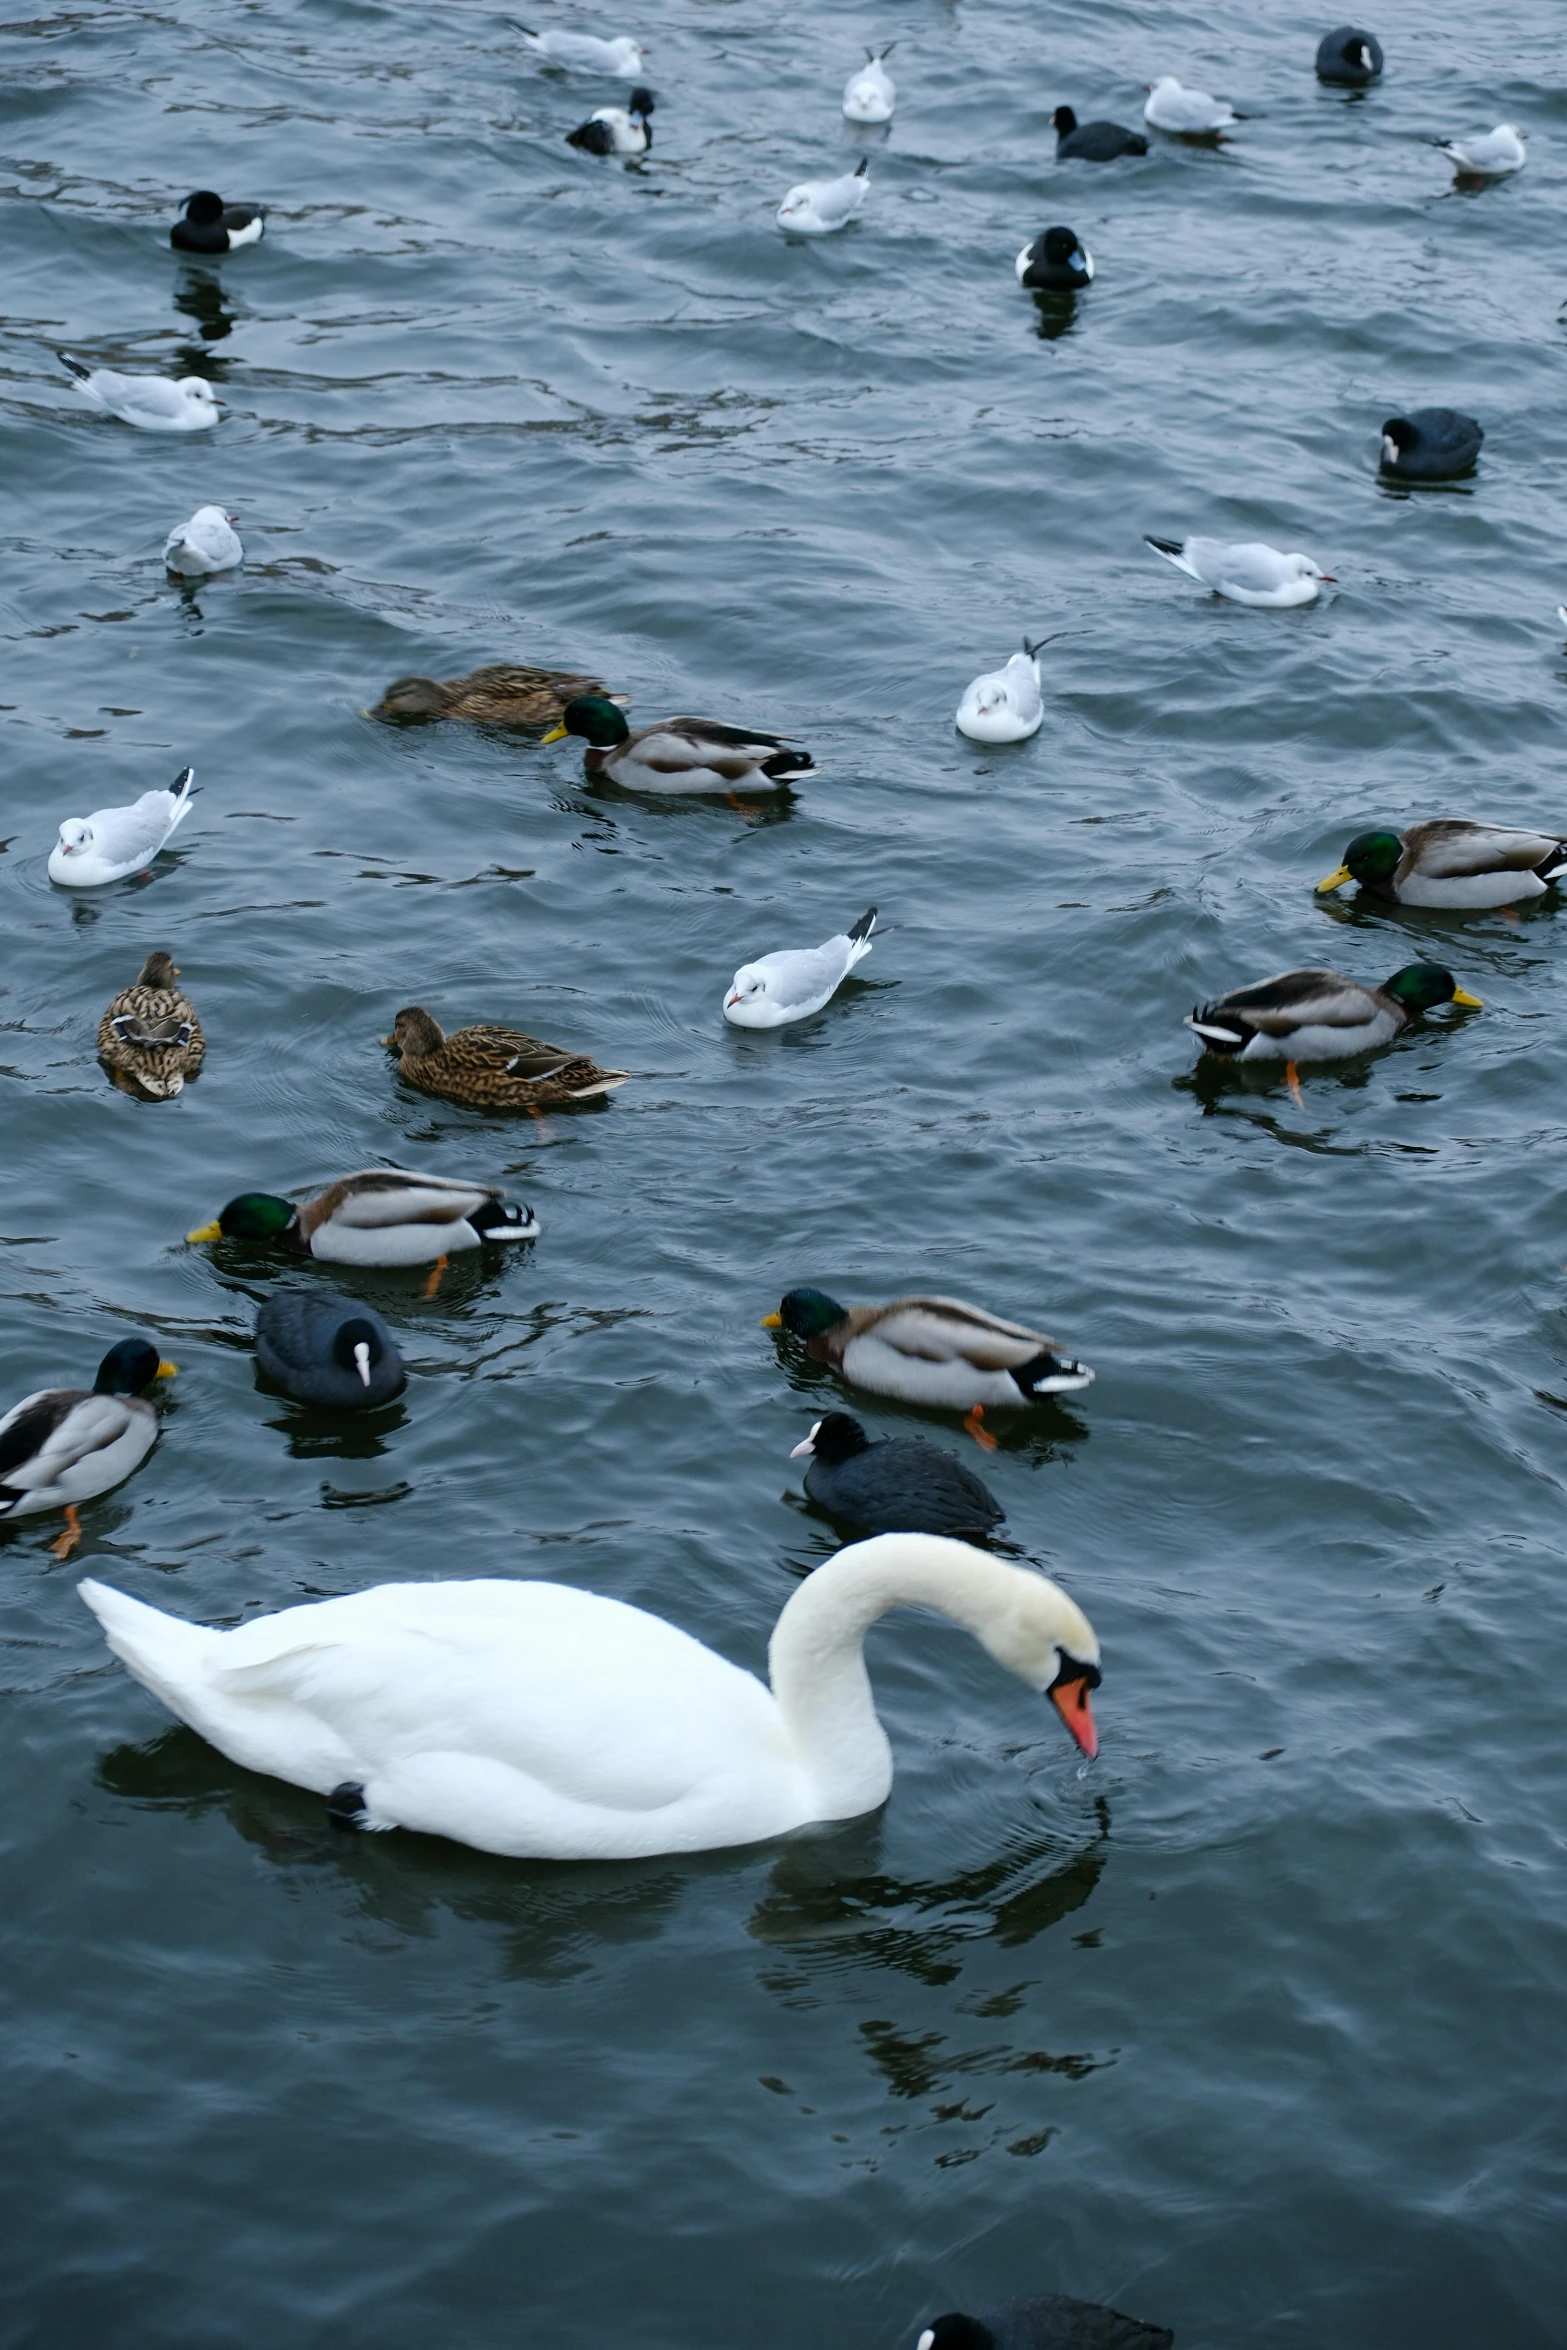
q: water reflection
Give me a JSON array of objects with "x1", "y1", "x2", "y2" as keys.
[
  {"x1": 173, "y1": 266, "x2": 241, "y2": 345},
  {"x1": 1030, "y1": 291, "x2": 1081, "y2": 343}
]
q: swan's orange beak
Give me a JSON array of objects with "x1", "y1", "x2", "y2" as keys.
[{"x1": 1051, "y1": 1677, "x2": 1098, "y2": 1759}]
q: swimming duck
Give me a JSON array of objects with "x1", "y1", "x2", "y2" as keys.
[
  {"x1": 384, "y1": 1006, "x2": 629, "y2": 1110},
  {"x1": 1433, "y1": 125, "x2": 1526, "y2": 178},
  {"x1": 791, "y1": 1414, "x2": 1003, "y2": 1539},
  {"x1": 368, "y1": 664, "x2": 619, "y2": 729},
  {"x1": 764, "y1": 1289, "x2": 1093, "y2": 1447},
  {"x1": 543, "y1": 695, "x2": 813, "y2": 793},
  {"x1": 1378, "y1": 410, "x2": 1483, "y2": 480},
  {"x1": 170, "y1": 191, "x2": 266, "y2": 253},
  {"x1": 186, "y1": 1170, "x2": 539, "y2": 1271},
  {"x1": 777, "y1": 159, "x2": 869, "y2": 234},
  {"x1": 842, "y1": 47, "x2": 896, "y2": 124},
  {"x1": 956, "y1": 642, "x2": 1045, "y2": 741},
  {"x1": 1317, "y1": 821, "x2": 1567, "y2": 907},
  {"x1": 1188, "y1": 962, "x2": 1480, "y2": 1067},
  {"x1": 566, "y1": 87, "x2": 654, "y2": 153},
  {"x1": 1143, "y1": 75, "x2": 1238, "y2": 133},
  {"x1": 79, "y1": 1531, "x2": 1102, "y2": 1857},
  {"x1": 163, "y1": 506, "x2": 242, "y2": 575},
  {"x1": 254, "y1": 1292, "x2": 405, "y2": 1409},
  {"x1": 1145, "y1": 536, "x2": 1333, "y2": 607},
  {"x1": 1315, "y1": 26, "x2": 1382, "y2": 84},
  {"x1": 50, "y1": 767, "x2": 196, "y2": 888},
  {"x1": 97, "y1": 951, "x2": 205, "y2": 1099},
  {"x1": 58, "y1": 352, "x2": 221, "y2": 432},
  {"x1": 915, "y1": 2292, "x2": 1173, "y2": 2350},
  {"x1": 0, "y1": 1339, "x2": 175, "y2": 1559},
  {"x1": 1052, "y1": 107, "x2": 1147, "y2": 161},
  {"x1": 1015, "y1": 229, "x2": 1093, "y2": 293},
  {"x1": 724, "y1": 910, "x2": 874, "y2": 1029}
]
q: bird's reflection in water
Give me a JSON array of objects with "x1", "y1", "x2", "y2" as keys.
[
  {"x1": 1032, "y1": 292, "x2": 1080, "y2": 342},
  {"x1": 173, "y1": 266, "x2": 240, "y2": 346},
  {"x1": 255, "y1": 1384, "x2": 409, "y2": 1463}
]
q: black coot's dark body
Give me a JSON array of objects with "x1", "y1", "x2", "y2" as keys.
[
  {"x1": 918, "y1": 2292, "x2": 1175, "y2": 2350},
  {"x1": 254, "y1": 1292, "x2": 405, "y2": 1408},
  {"x1": 794, "y1": 1412, "x2": 1003, "y2": 1538},
  {"x1": 1379, "y1": 407, "x2": 1484, "y2": 481},
  {"x1": 1051, "y1": 106, "x2": 1147, "y2": 160},
  {"x1": 170, "y1": 190, "x2": 266, "y2": 253},
  {"x1": 1020, "y1": 228, "x2": 1092, "y2": 291},
  {"x1": 1315, "y1": 25, "x2": 1384, "y2": 83}
]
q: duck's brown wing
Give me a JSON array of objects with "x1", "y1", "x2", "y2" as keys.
[
  {"x1": 97, "y1": 984, "x2": 205, "y2": 1072},
  {"x1": 444, "y1": 666, "x2": 611, "y2": 725},
  {"x1": 1402, "y1": 820, "x2": 1567, "y2": 879},
  {"x1": 423, "y1": 1026, "x2": 628, "y2": 1095},
  {"x1": 301, "y1": 1170, "x2": 503, "y2": 1235},
  {"x1": 858, "y1": 1296, "x2": 1055, "y2": 1371}
]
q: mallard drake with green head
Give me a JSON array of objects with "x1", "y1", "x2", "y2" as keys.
[
  {"x1": 0, "y1": 1338, "x2": 176, "y2": 1558},
  {"x1": 96, "y1": 950, "x2": 204, "y2": 1099},
  {"x1": 384, "y1": 1007, "x2": 629, "y2": 1112},
  {"x1": 764, "y1": 1289, "x2": 1093, "y2": 1446},
  {"x1": 368, "y1": 665, "x2": 625, "y2": 730},
  {"x1": 1317, "y1": 822, "x2": 1567, "y2": 909},
  {"x1": 542, "y1": 695, "x2": 814, "y2": 794},
  {"x1": 187, "y1": 1169, "x2": 539, "y2": 1270},
  {"x1": 1188, "y1": 963, "x2": 1481, "y2": 1064}
]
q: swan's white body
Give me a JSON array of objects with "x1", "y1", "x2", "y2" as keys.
[
  {"x1": 777, "y1": 163, "x2": 868, "y2": 235},
  {"x1": 48, "y1": 768, "x2": 195, "y2": 886},
  {"x1": 1435, "y1": 124, "x2": 1526, "y2": 177},
  {"x1": 1144, "y1": 76, "x2": 1236, "y2": 132},
  {"x1": 163, "y1": 506, "x2": 242, "y2": 575},
  {"x1": 724, "y1": 909, "x2": 875, "y2": 1027},
  {"x1": 61, "y1": 360, "x2": 221, "y2": 432},
  {"x1": 956, "y1": 647, "x2": 1043, "y2": 742},
  {"x1": 843, "y1": 50, "x2": 895, "y2": 124},
  {"x1": 1145, "y1": 536, "x2": 1331, "y2": 608},
  {"x1": 80, "y1": 1536, "x2": 1100, "y2": 1860}
]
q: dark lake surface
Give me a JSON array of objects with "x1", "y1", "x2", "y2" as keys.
[{"x1": 2, "y1": 1, "x2": 1565, "y2": 2344}]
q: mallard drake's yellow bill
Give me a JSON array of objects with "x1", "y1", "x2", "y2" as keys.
[
  {"x1": 540, "y1": 723, "x2": 568, "y2": 746},
  {"x1": 1452, "y1": 987, "x2": 1483, "y2": 1007},
  {"x1": 760, "y1": 1311, "x2": 783, "y2": 1328},
  {"x1": 1315, "y1": 863, "x2": 1352, "y2": 893},
  {"x1": 186, "y1": 1220, "x2": 223, "y2": 1243},
  {"x1": 156, "y1": 1360, "x2": 179, "y2": 1378}
]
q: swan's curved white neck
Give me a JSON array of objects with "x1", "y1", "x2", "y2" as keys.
[{"x1": 766, "y1": 1535, "x2": 1087, "y2": 1819}]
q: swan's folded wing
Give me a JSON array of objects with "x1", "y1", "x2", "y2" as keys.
[{"x1": 868, "y1": 1299, "x2": 1049, "y2": 1369}]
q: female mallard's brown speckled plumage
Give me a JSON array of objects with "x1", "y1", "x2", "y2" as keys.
[
  {"x1": 96, "y1": 951, "x2": 205, "y2": 1099},
  {"x1": 367, "y1": 664, "x2": 628, "y2": 730},
  {"x1": 384, "y1": 1006, "x2": 630, "y2": 1112}
]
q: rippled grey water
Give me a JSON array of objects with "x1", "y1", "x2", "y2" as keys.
[{"x1": 3, "y1": 1, "x2": 1566, "y2": 2343}]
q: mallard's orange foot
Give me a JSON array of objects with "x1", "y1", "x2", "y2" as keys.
[
  {"x1": 1285, "y1": 1060, "x2": 1305, "y2": 1110},
  {"x1": 963, "y1": 1405, "x2": 1000, "y2": 1454},
  {"x1": 50, "y1": 1506, "x2": 82, "y2": 1561},
  {"x1": 421, "y1": 1253, "x2": 449, "y2": 1299}
]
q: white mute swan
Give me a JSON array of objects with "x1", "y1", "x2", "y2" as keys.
[{"x1": 79, "y1": 1535, "x2": 1100, "y2": 1861}]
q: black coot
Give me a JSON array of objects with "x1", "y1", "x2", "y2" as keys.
[
  {"x1": 1379, "y1": 408, "x2": 1483, "y2": 480},
  {"x1": 255, "y1": 1292, "x2": 405, "y2": 1408},
  {"x1": 915, "y1": 2292, "x2": 1174, "y2": 2350},
  {"x1": 1315, "y1": 26, "x2": 1383, "y2": 83},
  {"x1": 791, "y1": 1413, "x2": 1003, "y2": 1538},
  {"x1": 1052, "y1": 106, "x2": 1148, "y2": 161}
]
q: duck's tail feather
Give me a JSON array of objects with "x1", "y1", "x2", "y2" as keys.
[{"x1": 759, "y1": 747, "x2": 813, "y2": 779}]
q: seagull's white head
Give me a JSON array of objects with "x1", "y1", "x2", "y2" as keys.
[
  {"x1": 177, "y1": 379, "x2": 223, "y2": 411},
  {"x1": 777, "y1": 191, "x2": 812, "y2": 227},
  {"x1": 725, "y1": 962, "x2": 768, "y2": 1013},
  {"x1": 56, "y1": 819, "x2": 92, "y2": 855},
  {"x1": 1292, "y1": 555, "x2": 1335, "y2": 584}
]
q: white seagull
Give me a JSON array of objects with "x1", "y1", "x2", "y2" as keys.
[
  {"x1": 956, "y1": 641, "x2": 1045, "y2": 743},
  {"x1": 57, "y1": 352, "x2": 221, "y2": 433},
  {"x1": 1143, "y1": 75, "x2": 1238, "y2": 133},
  {"x1": 163, "y1": 507, "x2": 242, "y2": 576},
  {"x1": 1433, "y1": 124, "x2": 1526, "y2": 177},
  {"x1": 724, "y1": 908, "x2": 876, "y2": 1029},
  {"x1": 511, "y1": 20, "x2": 645, "y2": 74},
  {"x1": 1145, "y1": 535, "x2": 1333, "y2": 608},
  {"x1": 777, "y1": 159, "x2": 868, "y2": 235},
  {"x1": 48, "y1": 769, "x2": 196, "y2": 888},
  {"x1": 843, "y1": 47, "x2": 896, "y2": 124}
]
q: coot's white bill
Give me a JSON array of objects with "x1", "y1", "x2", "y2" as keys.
[
  {"x1": 777, "y1": 159, "x2": 868, "y2": 234},
  {"x1": 48, "y1": 769, "x2": 196, "y2": 887},
  {"x1": 163, "y1": 506, "x2": 242, "y2": 575},
  {"x1": 1145, "y1": 535, "x2": 1333, "y2": 607},
  {"x1": 724, "y1": 909, "x2": 876, "y2": 1027},
  {"x1": 57, "y1": 352, "x2": 221, "y2": 432}
]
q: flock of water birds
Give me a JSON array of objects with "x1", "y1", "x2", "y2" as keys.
[{"x1": 6, "y1": 15, "x2": 1549, "y2": 2344}]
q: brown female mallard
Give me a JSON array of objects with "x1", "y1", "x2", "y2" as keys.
[
  {"x1": 383, "y1": 1006, "x2": 629, "y2": 1112},
  {"x1": 367, "y1": 665, "x2": 627, "y2": 730},
  {"x1": 96, "y1": 951, "x2": 205, "y2": 1099}
]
